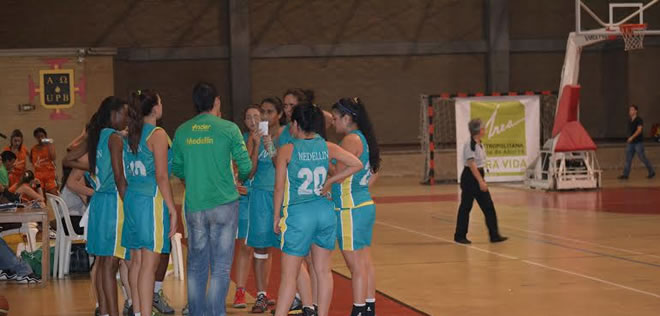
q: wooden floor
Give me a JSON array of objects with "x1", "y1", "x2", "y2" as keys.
[{"x1": 2, "y1": 169, "x2": 660, "y2": 315}]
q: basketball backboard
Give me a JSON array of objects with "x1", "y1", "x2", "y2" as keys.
[{"x1": 576, "y1": 0, "x2": 660, "y2": 36}]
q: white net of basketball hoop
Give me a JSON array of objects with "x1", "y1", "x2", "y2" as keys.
[{"x1": 620, "y1": 23, "x2": 647, "y2": 50}]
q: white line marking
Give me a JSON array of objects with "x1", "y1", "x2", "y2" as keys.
[
  {"x1": 375, "y1": 220, "x2": 660, "y2": 299},
  {"x1": 432, "y1": 211, "x2": 660, "y2": 260}
]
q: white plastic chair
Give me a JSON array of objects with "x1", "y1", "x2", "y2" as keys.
[
  {"x1": 170, "y1": 232, "x2": 184, "y2": 280},
  {"x1": 47, "y1": 193, "x2": 85, "y2": 278},
  {"x1": 0, "y1": 223, "x2": 38, "y2": 252}
]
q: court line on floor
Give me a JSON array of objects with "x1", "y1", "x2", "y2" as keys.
[
  {"x1": 375, "y1": 220, "x2": 660, "y2": 299},
  {"x1": 430, "y1": 213, "x2": 660, "y2": 266},
  {"x1": 430, "y1": 211, "x2": 660, "y2": 260},
  {"x1": 499, "y1": 222, "x2": 660, "y2": 260}
]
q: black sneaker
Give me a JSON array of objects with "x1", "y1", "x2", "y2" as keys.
[
  {"x1": 454, "y1": 238, "x2": 472, "y2": 244},
  {"x1": 251, "y1": 293, "x2": 269, "y2": 313},
  {"x1": 490, "y1": 236, "x2": 508, "y2": 243},
  {"x1": 0, "y1": 270, "x2": 17, "y2": 281},
  {"x1": 302, "y1": 306, "x2": 317, "y2": 316},
  {"x1": 648, "y1": 172, "x2": 656, "y2": 179},
  {"x1": 270, "y1": 296, "x2": 303, "y2": 315},
  {"x1": 350, "y1": 305, "x2": 366, "y2": 316},
  {"x1": 366, "y1": 302, "x2": 375, "y2": 316},
  {"x1": 618, "y1": 175, "x2": 629, "y2": 180},
  {"x1": 15, "y1": 273, "x2": 41, "y2": 284}
]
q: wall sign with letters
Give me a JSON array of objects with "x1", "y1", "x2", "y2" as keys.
[{"x1": 27, "y1": 58, "x2": 86, "y2": 120}]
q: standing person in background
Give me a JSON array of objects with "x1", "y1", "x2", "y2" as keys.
[
  {"x1": 280, "y1": 88, "x2": 317, "y2": 313},
  {"x1": 122, "y1": 89, "x2": 177, "y2": 316},
  {"x1": 246, "y1": 97, "x2": 284, "y2": 313},
  {"x1": 273, "y1": 103, "x2": 363, "y2": 316},
  {"x1": 453, "y1": 119, "x2": 507, "y2": 245},
  {"x1": 86, "y1": 96, "x2": 131, "y2": 316},
  {"x1": 231, "y1": 104, "x2": 261, "y2": 309},
  {"x1": 331, "y1": 97, "x2": 381, "y2": 316},
  {"x1": 172, "y1": 82, "x2": 255, "y2": 316},
  {"x1": 2, "y1": 130, "x2": 28, "y2": 186},
  {"x1": 30, "y1": 127, "x2": 59, "y2": 195},
  {"x1": 619, "y1": 104, "x2": 655, "y2": 180}
]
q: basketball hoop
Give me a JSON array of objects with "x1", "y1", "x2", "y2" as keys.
[{"x1": 620, "y1": 23, "x2": 647, "y2": 51}]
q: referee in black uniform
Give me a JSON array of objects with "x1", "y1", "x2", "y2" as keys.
[{"x1": 454, "y1": 119, "x2": 507, "y2": 244}]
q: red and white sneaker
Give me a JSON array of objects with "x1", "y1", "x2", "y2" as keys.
[{"x1": 233, "y1": 287, "x2": 247, "y2": 308}]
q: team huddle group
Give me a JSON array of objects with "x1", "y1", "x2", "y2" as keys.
[{"x1": 61, "y1": 82, "x2": 380, "y2": 316}]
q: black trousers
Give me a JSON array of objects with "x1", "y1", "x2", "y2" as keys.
[{"x1": 454, "y1": 167, "x2": 501, "y2": 240}]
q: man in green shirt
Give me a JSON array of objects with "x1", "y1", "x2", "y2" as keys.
[
  {"x1": 0, "y1": 151, "x2": 17, "y2": 193},
  {"x1": 172, "y1": 82, "x2": 255, "y2": 316}
]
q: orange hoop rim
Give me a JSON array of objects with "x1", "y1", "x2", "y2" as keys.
[{"x1": 620, "y1": 23, "x2": 648, "y2": 33}]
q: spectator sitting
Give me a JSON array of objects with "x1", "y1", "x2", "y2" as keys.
[
  {"x1": 9, "y1": 170, "x2": 46, "y2": 208},
  {"x1": 0, "y1": 237, "x2": 40, "y2": 283},
  {"x1": 58, "y1": 162, "x2": 93, "y2": 235}
]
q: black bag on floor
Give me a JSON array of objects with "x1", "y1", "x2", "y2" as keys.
[{"x1": 69, "y1": 243, "x2": 91, "y2": 273}]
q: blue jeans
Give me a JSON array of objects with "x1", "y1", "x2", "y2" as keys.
[
  {"x1": 623, "y1": 142, "x2": 655, "y2": 177},
  {"x1": 185, "y1": 200, "x2": 238, "y2": 316},
  {"x1": 0, "y1": 238, "x2": 32, "y2": 276}
]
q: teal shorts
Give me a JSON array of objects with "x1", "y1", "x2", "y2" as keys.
[
  {"x1": 336, "y1": 203, "x2": 376, "y2": 251},
  {"x1": 237, "y1": 193, "x2": 249, "y2": 240},
  {"x1": 87, "y1": 191, "x2": 130, "y2": 259},
  {"x1": 279, "y1": 198, "x2": 336, "y2": 257},
  {"x1": 121, "y1": 189, "x2": 171, "y2": 254},
  {"x1": 246, "y1": 189, "x2": 278, "y2": 248}
]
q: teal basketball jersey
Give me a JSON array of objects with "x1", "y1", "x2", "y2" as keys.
[
  {"x1": 123, "y1": 124, "x2": 173, "y2": 196},
  {"x1": 283, "y1": 134, "x2": 329, "y2": 207},
  {"x1": 278, "y1": 124, "x2": 294, "y2": 147},
  {"x1": 331, "y1": 130, "x2": 373, "y2": 209},
  {"x1": 251, "y1": 138, "x2": 276, "y2": 191},
  {"x1": 89, "y1": 128, "x2": 120, "y2": 193}
]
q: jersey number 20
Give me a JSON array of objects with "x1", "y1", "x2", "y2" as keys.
[{"x1": 298, "y1": 167, "x2": 327, "y2": 196}]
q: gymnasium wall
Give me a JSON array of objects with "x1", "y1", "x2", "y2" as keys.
[
  {"x1": 1, "y1": 0, "x2": 659, "y2": 145},
  {"x1": 250, "y1": 0, "x2": 486, "y2": 144},
  {"x1": 0, "y1": 56, "x2": 114, "y2": 178}
]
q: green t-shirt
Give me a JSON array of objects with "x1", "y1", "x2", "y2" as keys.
[
  {"x1": 0, "y1": 164, "x2": 8, "y2": 187},
  {"x1": 172, "y1": 114, "x2": 252, "y2": 212}
]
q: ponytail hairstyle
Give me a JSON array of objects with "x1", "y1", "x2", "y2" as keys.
[
  {"x1": 87, "y1": 96, "x2": 127, "y2": 175},
  {"x1": 291, "y1": 102, "x2": 326, "y2": 139},
  {"x1": 332, "y1": 97, "x2": 381, "y2": 173},
  {"x1": 128, "y1": 89, "x2": 160, "y2": 154},
  {"x1": 260, "y1": 97, "x2": 287, "y2": 125}
]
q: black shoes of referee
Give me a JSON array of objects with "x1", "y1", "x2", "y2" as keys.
[{"x1": 454, "y1": 236, "x2": 508, "y2": 244}]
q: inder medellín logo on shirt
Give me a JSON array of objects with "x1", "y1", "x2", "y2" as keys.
[{"x1": 471, "y1": 101, "x2": 527, "y2": 177}]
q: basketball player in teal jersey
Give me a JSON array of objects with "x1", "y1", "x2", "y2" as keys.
[
  {"x1": 331, "y1": 97, "x2": 381, "y2": 316},
  {"x1": 86, "y1": 96, "x2": 130, "y2": 316},
  {"x1": 273, "y1": 103, "x2": 363, "y2": 316},
  {"x1": 231, "y1": 104, "x2": 261, "y2": 309},
  {"x1": 122, "y1": 90, "x2": 178, "y2": 316},
  {"x1": 246, "y1": 97, "x2": 285, "y2": 313}
]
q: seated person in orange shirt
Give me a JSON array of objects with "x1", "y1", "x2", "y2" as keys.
[
  {"x1": 9, "y1": 170, "x2": 46, "y2": 208},
  {"x1": 30, "y1": 127, "x2": 58, "y2": 195},
  {"x1": 2, "y1": 129, "x2": 28, "y2": 187}
]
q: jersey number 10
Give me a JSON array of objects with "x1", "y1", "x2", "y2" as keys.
[{"x1": 128, "y1": 160, "x2": 147, "y2": 177}]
